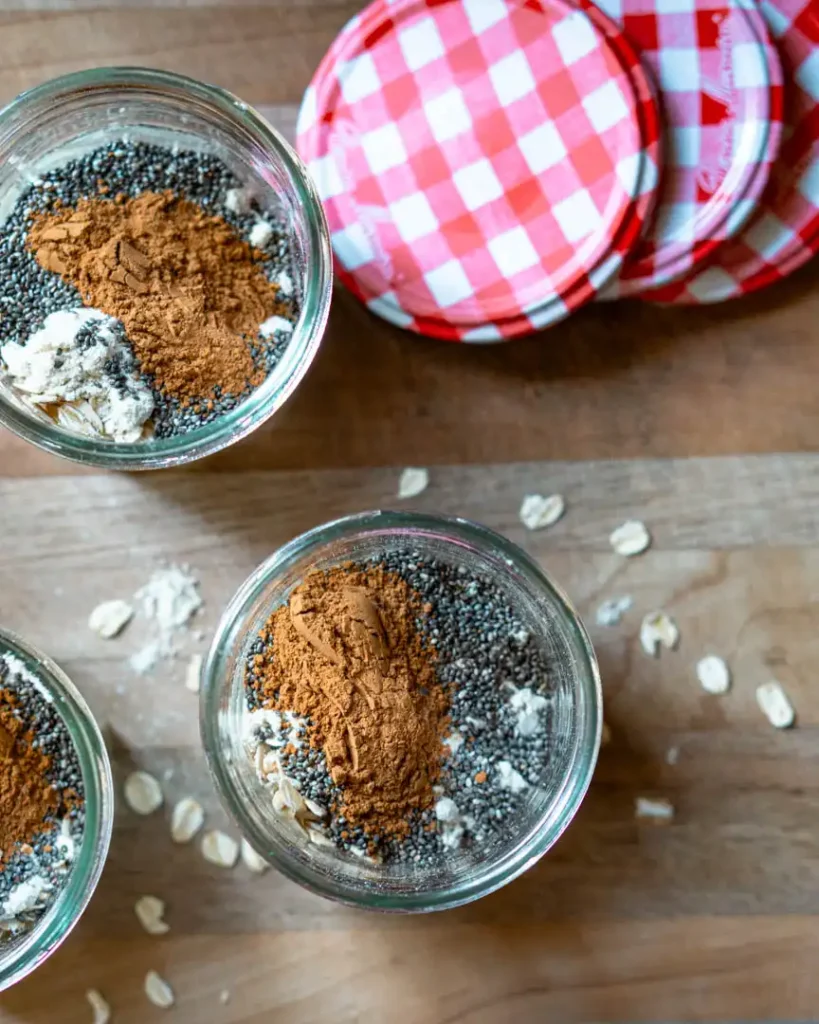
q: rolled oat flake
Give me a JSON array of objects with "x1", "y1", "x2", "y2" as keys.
[
  {"x1": 86, "y1": 989, "x2": 111, "y2": 1024},
  {"x1": 397, "y1": 467, "x2": 429, "y2": 500},
  {"x1": 610, "y1": 519, "x2": 651, "y2": 556},
  {"x1": 756, "y1": 681, "x2": 795, "y2": 729},
  {"x1": 697, "y1": 655, "x2": 731, "y2": 695},
  {"x1": 201, "y1": 829, "x2": 239, "y2": 868},
  {"x1": 170, "y1": 796, "x2": 205, "y2": 844},
  {"x1": 144, "y1": 970, "x2": 175, "y2": 1010},
  {"x1": 135, "y1": 894, "x2": 170, "y2": 935},
  {"x1": 124, "y1": 771, "x2": 163, "y2": 815},
  {"x1": 519, "y1": 494, "x2": 565, "y2": 531}
]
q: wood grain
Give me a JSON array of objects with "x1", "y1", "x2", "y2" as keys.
[
  {"x1": 0, "y1": 1, "x2": 818, "y2": 1020},
  {"x1": 0, "y1": 7, "x2": 817, "y2": 476},
  {"x1": 2, "y1": 455, "x2": 819, "y2": 1020}
]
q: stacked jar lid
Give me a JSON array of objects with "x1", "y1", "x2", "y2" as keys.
[{"x1": 296, "y1": 0, "x2": 819, "y2": 340}]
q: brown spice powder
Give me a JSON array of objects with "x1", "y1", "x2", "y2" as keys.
[
  {"x1": 28, "y1": 191, "x2": 288, "y2": 403},
  {"x1": 0, "y1": 691, "x2": 59, "y2": 861},
  {"x1": 251, "y1": 566, "x2": 450, "y2": 840}
]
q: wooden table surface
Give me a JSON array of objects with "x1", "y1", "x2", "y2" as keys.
[{"x1": 2, "y1": 3, "x2": 819, "y2": 1022}]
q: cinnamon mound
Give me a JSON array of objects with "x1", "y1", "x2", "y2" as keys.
[
  {"x1": 0, "y1": 691, "x2": 58, "y2": 859},
  {"x1": 250, "y1": 566, "x2": 450, "y2": 840},
  {"x1": 28, "y1": 191, "x2": 287, "y2": 402}
]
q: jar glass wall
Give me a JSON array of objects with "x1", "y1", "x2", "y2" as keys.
[
  {"x1": 201, "y1": 511, "x2": 601, "y2": 913},
  {"x1": 0, "y1": 67, "x2": 332, "y2": 469},
  {"x1": 0, "y1": 627, "x2": 113, "y2": 992}
]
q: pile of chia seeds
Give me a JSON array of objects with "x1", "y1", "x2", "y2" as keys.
[
  {"x1": 0, "y1": 651, "x2": 85, "y2": 942},
  {"x1": 244, "y1": 552, "x2": 554, "y2": 866},
  {"x1": 0, "y1": 139, "x2": 298, "y2": 439}
]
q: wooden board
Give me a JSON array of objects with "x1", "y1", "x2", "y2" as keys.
[
  {"x1": 1, "y1": 2, "x2": 819, "y2": 1021},
  {"x1": 3, "y1": 456, "x2": 819, "y2": 1021}
]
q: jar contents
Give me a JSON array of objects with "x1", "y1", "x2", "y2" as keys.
[
  {"x1": 0, "y1": 650, "x2": 84, "y2": 940},
  {"x1": 244, "y1": 555, "x2": 553, "y2": 863},
  {"x1": 0, "y1": 140, "x2": 298, "y2": 441}
]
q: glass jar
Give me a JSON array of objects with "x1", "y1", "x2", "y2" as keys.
[
  {"x1": 201, "y1": 511, "x2": 601, "y2": 913},
  {"x1": 0, "y1": 67, "x2": 332, "y2": 469},
  {"x1": 0, "y1": 627, "x2": 113, "y2": 991}
]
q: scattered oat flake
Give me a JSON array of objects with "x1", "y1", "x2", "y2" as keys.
[
  {"x1": 240, "y1": 837, "x2": 268, "y2": 873},
  {"x1": 640, "y1": 611, "x2": 679, "y2": 657},
  {"x1": 519, "y1": 493, "x2": 565, "y2": 531},
  {"x1": 397, "y1": 467, "x2": 429, "y2": 499},
  {"x1": 595, "y1": 595, "x2": 633, "y2": 627},
  {"x1": 170, "y1": 796, "x2": 205, "y2": 843},
  {"x1": 635, "y1": 796, "x2": 675, "y2": 821},
  {"x1": 185, "y1": 653, "x2": 203, "y2": 693},
  {"x1": 123, "y1": 770, "x2": 162, "y2": 811},
  {"x1": 610, "y1": 519, "x2": 651, "y2": 556},
  {"x1": 88, "y1": 599, "x2": 133, "y2": 639},
  {"x1": 220, "y1": 990, "x2": 231, "y2": 1005},
  {"x1": 144, "y1": 971, "x2": 174, "y2": 1009},
  {"x1": 86, "y1": 989, "x2": 110, "y2": 1024},
  {"x1": 756, "y1": 681, "x2": 795, "y2": 729},
  {"x1": 135, "y1": 895, "x2": 169, "y2": 935},
  {"x1": 201, "y1": 830, "x2": 239, "y2": 868},
  {"x1": 124, "y1": 771, "x2": 163, "y2": 815},
  {"x1": 697, "y1": 655, "x2": 731, "y2": 695}
]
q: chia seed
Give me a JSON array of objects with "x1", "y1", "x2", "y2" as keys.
[
  {"x1": 244, "y1": 552, "x2": 555, "y2": 867},
  {"x1": 0, "y1": 139, "x2": 299, "y2": 439},
  {"x1": 0, "y1": 650, "x2": 85, "y2": 944}
]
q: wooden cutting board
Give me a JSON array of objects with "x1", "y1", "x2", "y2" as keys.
[{"x1": 2, "y1": 4, "x2": 819, "y2": 1022}]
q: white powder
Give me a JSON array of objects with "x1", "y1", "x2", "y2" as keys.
[
  {"x1": 506, "y1": 685, "x2": 549, "y2": 737},
  {"x1": 259, "y1": 314, "x2": 294, "y2": 337},
  {"x1": 136, "y1": 565, "x2": 202, "y2": 631},
  {"x1": 0, "y1": 308, "x2": 154, "y2": 442},
  {"x1": 129, "y1": 565, "x2": 203, "y2": 674},
  {"x1": 434, "y1": 797, "x2": 473, "y2": 850},
  {"x1": 129, "y1": 640, "x2": 162, "y2": 676},
  {"x1": 496, "y1": 760, "x2": 529, "y2": 794},
  {"x1": 249, "y1": 219, "x2": 274, "y2": 248},
  {"x1": 1, "y1": 875, "x2": 51, "y2": 927},
  {"x1": 443, "y1": 731, "x2": 464, "y2": 755},
  {"x1": 596, "y1": 595, "x2": 633, "y2": 627},
  {"x1": 434, "y1": 797, "x2": 460, "y2": 823},
  {"x1": 224, "y1": 187, "x2": 253, "y2": 214},
  {"x1": 275, "y1": 270, "x2": 294, "y2": 296},
  {"x1": 1, "y1": 652, "x2": 53, "y2": 704}
]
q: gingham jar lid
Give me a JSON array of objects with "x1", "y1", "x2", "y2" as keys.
[
  {"x1": 595, "y1": 0, "x2": 785, "y2": 298},
  {"x1": 645, "y1": 0, "x2": 819, "y2": 303},
  {"x1": 296, "y1": 0, "x2": 662, "y2": 341}
]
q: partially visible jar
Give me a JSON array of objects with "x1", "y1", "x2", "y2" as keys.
[
  {"x1": 201, "y1": 511, "x2": 601, "y2": 913},
  {"x1": 0, "y1": 627, "x2": 113, "y2": 992},
  {"x1": 0, "y1": 67, "x2": 332, "y2": 469}
]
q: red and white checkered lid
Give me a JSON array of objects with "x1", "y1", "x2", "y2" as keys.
[
  {"x1": 641, "y1": 0, "x2": 819, "y2": 304},
  {"x1": 296, "y1": 0, "x2": 662, "y2": 341},
  {"x1": 595, "y1": 0, "x2": 785, "y2": 298}
]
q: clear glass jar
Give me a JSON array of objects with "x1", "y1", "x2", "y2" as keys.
[
  {"x1": 0, "y1": 627, "x2": 113, "y2": 991},
  {"x1": 201, "y1": 511, "x2": 601, "y2": 913},
  {"x1": 0, "y1": 67, "x2": 332, "y2": 469}
]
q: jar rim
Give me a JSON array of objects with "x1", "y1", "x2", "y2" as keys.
[
  {"x1": 200, "y1": 510, "x2": 602, "y2": 912},
  {"x1": 0, "y1": 66, "x2": 332, "y2": 470},
  {"x1": 0, "y1": 626, "x2": 113, "y2": 991}
]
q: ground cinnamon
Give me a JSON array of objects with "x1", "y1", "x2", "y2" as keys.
[
  {"x1": 27, "y1": 191, "x2": 288, "y2": 402},
  {"x1": 0, "y1": 690, "x2": 59, "y2": 861},
  {"x1": 251, "y1": 566, "x2": 450, "y2": 840}
]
